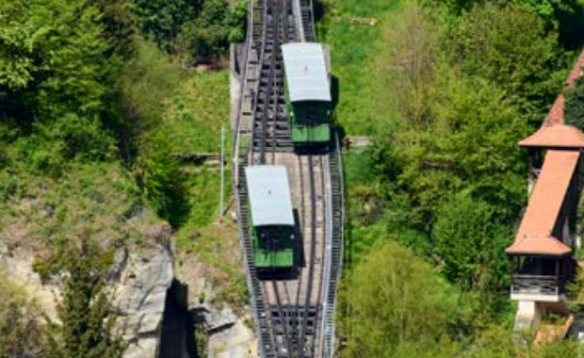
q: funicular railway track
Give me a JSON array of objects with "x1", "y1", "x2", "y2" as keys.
[
  {"x1": 252, "y1": 0, "x2": 296, "y2": 157},
  {"x1": 233, "y1": 0, "x2": 343, "y2": 357}
]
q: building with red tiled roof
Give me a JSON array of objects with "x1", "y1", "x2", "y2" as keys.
[
  {"x1": 519, "y1": 124, "x2": 584, "y2": 149},
  {"x1": 506, "y1": 150, "x2": 579, "y2": 257},
  {"x1": 505, "y1": 34, "x2": 584, "y2": 334},
  {"x1": 506, "y1": 236, "x2": 571, "y2": 256},
  {"x1": 543, "y1": 47, "x2": 584, "y2": 126},
  {"x1": 506, "y1": 72, "x2": 584, "y2": 330}
]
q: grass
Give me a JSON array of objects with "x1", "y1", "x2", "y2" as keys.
[
  {"x1": 320, "y1": 0, "x2": 402, "y2": 135},
  {"x1": 0, "y1": 158, "x2": 166, "y2": 280},
  {"x1": 176, "y1": 219, "x2": 247, "y2": 306},
  {"x1": 164, "y1": 69, "x2": 233, "y2": 229},
  {"x1": 163, "y1": 68, "x2": 245, "y2": 306},
  {"x1": 342, "y1": 148, "x2": 390, "y2": 269},
  {"x1": 164, "y1": 71, "x2": 232, "y2": 154}
]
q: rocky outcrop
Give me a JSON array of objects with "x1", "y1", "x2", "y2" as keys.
[
  {"x1": 115, "y1": 245, "x2": 174, "y2": 358},
  {"x1": 0, "y1": 242, "x2": 60, "y2": 321},
  {"x1": 193, "y1": 305, "x2": 256, "y2": 358},
  {"x1": 208, "y1": 318, "x2": 257, "y2": 358},
  {"x1": 0, "y1": 233, "x2": 175, "y2": 358},
  {"x1": 196, "y1": 306, "x2": 237, "y2": 333}
]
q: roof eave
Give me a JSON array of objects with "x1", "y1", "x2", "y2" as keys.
[
  {"x1": 504, "y1": 249, "x2": 572, "y2": 257},
  {"x1": 255, "y1": 222, "x2": 295, "y2": 228},
  {"x1": 518, "y1": 143, "x2": 584, "y2": 150}
]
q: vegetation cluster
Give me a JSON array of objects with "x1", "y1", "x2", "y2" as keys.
[
  {"x1": 3, "y1": 0, "x2": 584, "y2": 356},
  {"x1": 0, "y1": 0, "x2": 245, "y2": 356},
  {"x1": 321, "y1": 0, "x2": 584, "y2": 356}
]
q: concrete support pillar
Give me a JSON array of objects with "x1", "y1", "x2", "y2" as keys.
[{"x1": 514, "y1": 301, "x2": 543, "y2": 332}]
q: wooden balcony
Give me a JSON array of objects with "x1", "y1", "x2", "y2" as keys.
[{"x1": 511, "y1": 274, "x2": 566, "y2": 297}]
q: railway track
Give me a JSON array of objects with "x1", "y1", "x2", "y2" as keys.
[
  {"x1": 233, "y1": 0, "x2": 343, "y2": 357},
  {"x1": 251, "y1": 0, "x2": 296, "y2": 159}
]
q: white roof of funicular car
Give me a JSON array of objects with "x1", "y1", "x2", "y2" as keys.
[
  {"x1": 245, "y1": 165, "x2": 294, "y2": 227},
  {"x1": 281, "y1": 42, "x2": 331, "y2": 102}
]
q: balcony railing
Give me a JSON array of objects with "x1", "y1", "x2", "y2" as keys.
[{"x1": 511, "y1": 275, "x2": 566, "y2": 296}]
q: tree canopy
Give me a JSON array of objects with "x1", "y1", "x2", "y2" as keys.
[
  {"x1": 327, "y1": 0, "x2": 584, "y2": 356},
  {"x1": 565, "y1": 76, "x2": 584, "y2": 131}
]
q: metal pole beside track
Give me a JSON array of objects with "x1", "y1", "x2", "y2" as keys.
[{"x1": 220, "y1": 124, "x2": 226, "y2": 216}]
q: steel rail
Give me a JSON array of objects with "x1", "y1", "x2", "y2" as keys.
[{"x1": 233, "y1": 0, "x2": 344, "y2": 357}]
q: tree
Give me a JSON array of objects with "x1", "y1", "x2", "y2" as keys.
[
  {"x1": 86, "y1": 0, "x2": 138, "y2": 60},
  {"x1": 433, "y1": 193, "x2": 513, "y2": 322},
  {"x1": 129, "y1": 0, "x2": 200, "y2": 52},
  {"x1": 448, "y1": 3, "x2": 566, "y2": 124},
  {"x1": 0, "y1": 0, "x2": 109, "y2": 122},
  {"x1": 386, "y1": 63, "x2": 530, "y2": 225},
  {"x1": 45, "y1": 238, "x2": 125, "y2": 358},
  {"x1": 178, "y1": 0, "x2": 247, "y2": 62},
  {"x1": 342, "y1": 241, "x2": 462, "y2": 358},
  {"x1": 564, "y1": 76, "x2": 584, "y2": 131}
]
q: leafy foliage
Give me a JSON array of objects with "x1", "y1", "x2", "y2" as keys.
[
  {"x1": 134, "y1": 126, "x2": 189, "y2": 227},
  {"x1": 45, "y1": 238, "x2": 125, "y2": 358},
  {"x1": 445, "y1": 3, "x2": 566, "y2": 125},
  {"x1": 324, "y1": 0, "x2": 584, "y2": 356},
  {"x1": 115, "y1": 39, "x2": 180, "y2": 158},
  {"x1": 384, "y1": 62, "x2": 530, "y2": 225},
  {"x1": 0, "y1": 271, "x2": 43, "y2": 357},
  {"x1": 342, "y1": 241, "x2": 462, "y2": 357},
  {"x1": 434, "y1": 194, "x2": 513, "y2": 321},
  {"x1": 16, "y1": 114, "x2": 117, "y2": 176},
  {"x1": 129, "y1": 0, "x2": 246, "y2": 60},
  {"x1": 0, "y1": 0, "x2": 109, "y2": 120},
  {"x1": 179, "y1": 0, "x2": 247, "y2": 61},
  {"x1": 129, "y1": 0, "x2": 200, "y2": 52},
  {"x1": 565, "y1": 76, "x2": 584, "y2": 131},
  {"x1": 87, "y1": 0, "x2": 138, "y2": 60}
]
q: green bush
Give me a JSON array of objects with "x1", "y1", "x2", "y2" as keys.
[
  {"x1": 0, "y1": 271, "x2": 44, "y2": 357},
  {"x1": 178, "y1": 0, "x2": 247, "y2": 62},
  {"x1": 134, "y1": 126, "x2": 189, "y2": 227},
  {"x1": 45, "y1": 238, "x2": 124, "y2": 358},
  {"x1": 342, "y1": 241, "x2": 462, "y2": 358},
  {"x1": 565, "y1": 76, "x2": 584, "y2": 131},
  {"x1": 0, "y1": 0, "x2": 110, "y2": 121},
  {"x1": 129, "y1": 0, "x2": 199, "y2": 53},
  {"x1": 15, "y1": 114, "x2": 117, "y2": 176}
]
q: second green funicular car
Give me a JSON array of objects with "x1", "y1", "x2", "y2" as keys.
[{"x1": 282, "y1": 42, "x2": 332, "y2": 146}]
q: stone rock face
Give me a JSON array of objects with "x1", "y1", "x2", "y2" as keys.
[
  {"x1": 0, "y1": 242, "x2": 60, "y2": 320},
  {"x1": 197, "y1": 306, "x2": 237, "y2": 332},
  {"x1": 194, "y1": 305, "x2": 256, "y2": 358},
  {"x1": 209, "y1": 319, "x2": 257, "y2": 358},
  {"x1": 0, "y1": 240, "x2": 176, "y2": 358},
  {"x1": 115, "y1": 246, "x2": 174, "y2": 358}
]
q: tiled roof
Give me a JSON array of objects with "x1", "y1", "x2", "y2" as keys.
[
  {"x1": 543, "y1": 47, "x2": 584, "y2": 126},
  {"x1": 566, "y1": 47, "x2": 584, "y2": 87},
  {"x1": 505, "y1": 150, "x2": 579, "y2": 256},
  {"x1": 518, "y1": 123, "x2": 584, "y2": 149},
  {"x1": 506, "y1": 236, "x2": 571, "y2": 256},
  {"x1": 545, "y1": 95, "x2": 565, "y2": 126}
]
